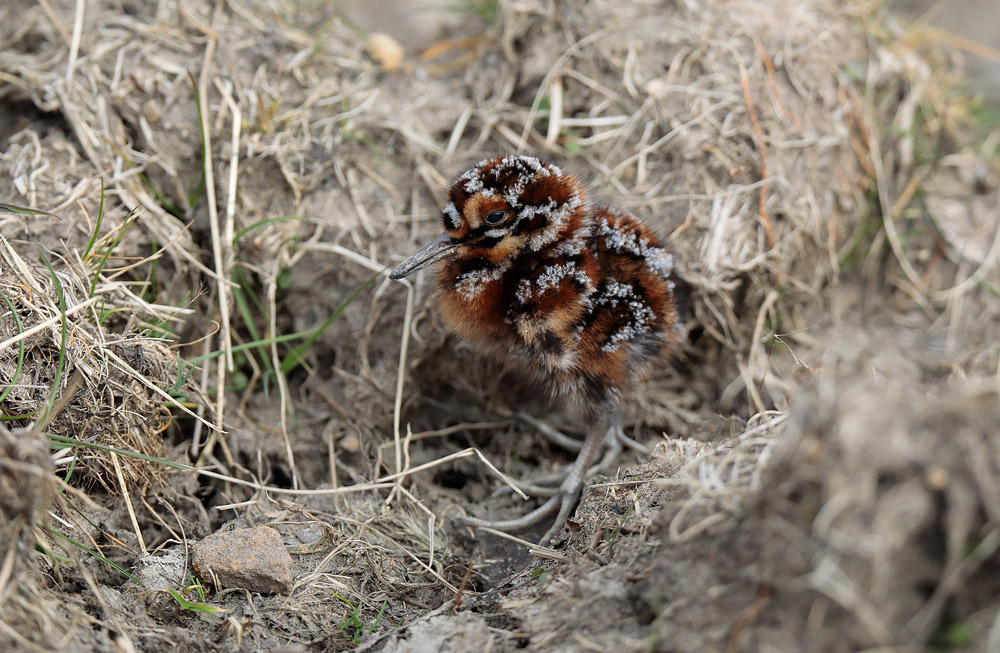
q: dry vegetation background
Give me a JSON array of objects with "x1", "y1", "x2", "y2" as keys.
[{"x1": 1, "y1": 0, "x2": 999, "y2": 651}]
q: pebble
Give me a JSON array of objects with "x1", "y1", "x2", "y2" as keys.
[{"x1": 192, "y1": 526, "x2": 295, "y2": 595}]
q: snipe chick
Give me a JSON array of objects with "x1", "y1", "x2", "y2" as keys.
[{"x1": 391, "y1": 155, "x2": 685, "y2": 545}]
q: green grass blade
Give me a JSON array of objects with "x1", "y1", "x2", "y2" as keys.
[
  {"x1": 166, "y1": 587, "x2": 226, "y2": 614},
  {"x1": 0, "y1": 407, "x2": 41, "y2": 421},
  {"x1": 39, "y1": 255, "x2": 68, "y2": 423},
  {"x1": 0, "y1": 293, "x2": 26, "y2": 404},
  {"x1": 369, "y1": 598, "x2": 387, "y2": 634},
  {"x1": 232, "y1": 216, "x2": 304, "y2": 245},
  {"x1": 34, "y1": 540, "x2": 67, "y2": 583},
  {"x1": 38, "y1": 523, "x2": 142, "y2": 584},
  {"x1": 140, "y1": 173, "x2": 184, "y2": 218},
  {"x1": 231, "y1": 266, "x2": 274, "y2": 379},
  {"x1": 0, "y1": 202, "x2": 61, "y2": 219},
  {"x1": 279, "y1": 272, "x2": 380, "y2": 375},
  {"x1": 187, "y1": 72, "x2": 208, "y2": 210},
  {"x1": 59, "y1": 448, "x2": 80, "y2": 491},
  {"x1": 45, "y1": 432, "x2": 192, "y2": 470},
  {"x1": 81, "y1": 179, "x2": 106, "y2": 260},
  {"x1": 89, "y1": 208, "x2": 137, "y2": 298}
]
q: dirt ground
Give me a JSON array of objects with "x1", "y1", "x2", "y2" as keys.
[{"x1": 1, "y1": 0, "x2": 999, "y2": 651}]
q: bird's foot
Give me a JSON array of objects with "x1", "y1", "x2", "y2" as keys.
[
  {"x1": 513, "y1": 411, "x2": 582, "y2": 452},
  {"x1": 491, "y1": 420, "x2": 651, "y2": 498},
  {"x1": 595, "y1": 421, "x2": 651, "y2": 468},
  {"x1": 458, "y1": 412, "x2": 623, "y2": 546},
  {"x1": 455, "y1": 480, "x2": 584, "y2": 547},
  {"x1": 516, "y1": 411, "x2": 652, "y2": 458}
]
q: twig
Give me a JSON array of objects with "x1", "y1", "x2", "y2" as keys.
[
  {"x1": 112, "y1": 452, "x2": 147, "y2": 554},
  {"x1": 545, "y1": 76, "x2": 563, "y2": 147},
  {"x1": 375, "y1": 447, "x2": 528, "y2": 500},
  {"x1": 736, "y1": 53, "x2": 776, "y2": 250},
  {"x1": 64, "y1": 0, "x2": 85, "y2": 83}
]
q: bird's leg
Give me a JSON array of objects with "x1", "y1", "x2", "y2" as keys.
[
  {"x1": 597, "y1": 414, "x2": 624, "y2": 468},
  {"x1": 494, "y1": 411, "x2": 650, "y2": 498},
  {"x1": 537, "y1": 408, "x2": 613, "y2": 545},
  {"x1": 493, "y1": 475, "x2": 563, "y2": 498},
  {"x1": 595, "y1": 416, "x2": 653, "y2": 470},
  {"x1": 616, "y1": 430, "x2": 652, "y2": 456},
  {"x1": 517, "y1": 409, "x2": 649, "y2": 458},
  {"x1": 490, "y1": 410, "x2": 647, "y2": 499},
  {"x1": 513, "y1": 411, "x2": 582, "y2": 452},
  {"x1": 457, "y1": 405, "x2": 616, "y2": 546},
  {"x1": 481, "y1": 411, "x2": 582, "y2": 498}
]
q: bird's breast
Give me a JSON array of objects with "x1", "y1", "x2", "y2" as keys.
[{"x1": 435, "y1": 259, "x2": 513, "y2": 344}]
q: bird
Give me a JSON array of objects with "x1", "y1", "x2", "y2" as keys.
[{"x1": 390, "y1": 154, "x2": 686, "y2": 545}]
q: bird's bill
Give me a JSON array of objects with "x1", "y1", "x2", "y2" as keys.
[{"x1": 389, "y1": 232, "x2": 458, "y2": 279}]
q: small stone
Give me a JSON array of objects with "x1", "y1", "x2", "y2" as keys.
[
  {"x1": 925, "y1": 465, "x2": 949, "y2": 491},
  {"x1": 366, "y1": 33, "x2": 405, "y2": 72},
  {"x1": 192, "y1": 526, "x2": 294, "y2": 595},
  {"x1": 340, "y1": 434, "x2": 361, "y2": 453},
  {"x1": 142, "y1": 99, "x2": 161, "y2": 123}
]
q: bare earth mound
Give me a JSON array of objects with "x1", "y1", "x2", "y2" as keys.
[{"x1": 1, "y1": 0, "x2": 998, "y2": 651}]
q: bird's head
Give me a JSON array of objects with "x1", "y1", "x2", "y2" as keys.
[{"x1": 389, "y1": 155, "x2": 586, "y2": 280}]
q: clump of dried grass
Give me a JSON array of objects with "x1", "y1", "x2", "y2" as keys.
[
  {"x1": 0, "y1": 234, "x2": 202, "y2": 488},
  {"x1": 0, "y1": 229, "x2": 209, "y2": 649},
  {"x1": 0, "y1": 425, "x2": 51, "y2": 534},
  {"x1": 0, "y1": 423, "x2": 139, "y2": 652},
  {"x1": 655, "y1": 411, "x2": 787, "y2": 544},
  {"x1": 0, "y1": 425, "x2": 64, "y2": 650},
  {"x1": 746, "y1": 332, "x2": 1000, "y2": 650}
]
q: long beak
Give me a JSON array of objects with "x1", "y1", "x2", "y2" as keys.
[{"x1": 389, "y1": 232, "x2": 458, "y2": 280}]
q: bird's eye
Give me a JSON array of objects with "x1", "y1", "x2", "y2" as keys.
[{"x1": 484, "y1": 211, "x2": 508, "y2": 226}]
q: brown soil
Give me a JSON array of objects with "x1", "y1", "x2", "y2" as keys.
[{"x1": 1, "y1": 0, "x2": 998, "y2": 651}]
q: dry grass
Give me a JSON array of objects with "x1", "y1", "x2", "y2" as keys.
[
  {"x1": 0, "y1": 0, "x2": 998, "y2": 650},
  {"x1": 0, "y1": 228, "x2": 202, "y2": 480}
]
